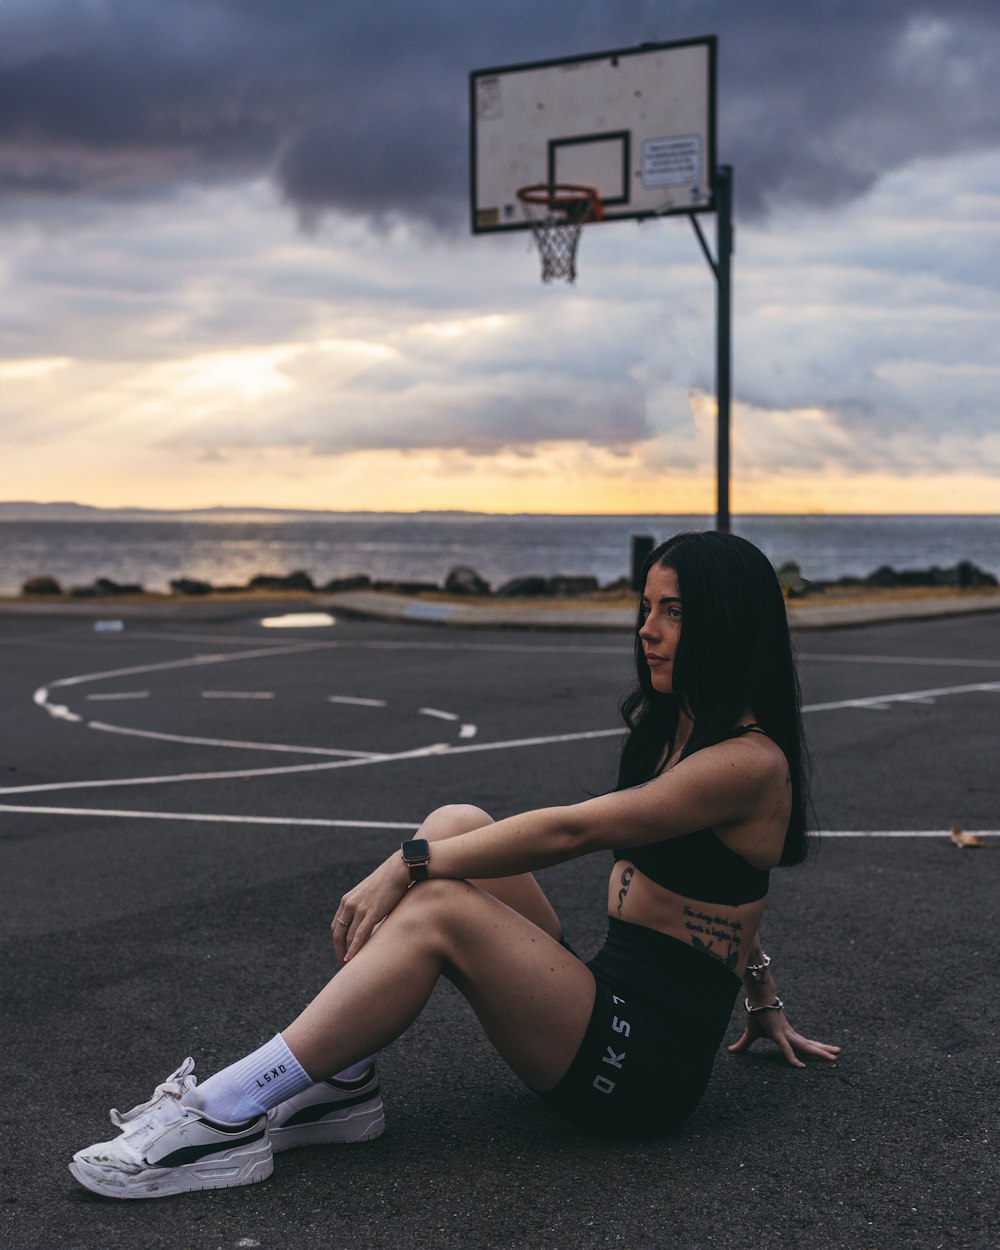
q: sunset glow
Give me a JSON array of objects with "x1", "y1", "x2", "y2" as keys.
[{"x1": 2, "y1": 5, "x2": 998, "y2": 518}]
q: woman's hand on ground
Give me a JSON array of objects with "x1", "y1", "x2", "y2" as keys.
[
  {"x1": 332, "y1": 854, "x2": 411, "y2": 963},
  {"x1": 727, "y1": 1008, "x2": 841, "y2": 1068}
]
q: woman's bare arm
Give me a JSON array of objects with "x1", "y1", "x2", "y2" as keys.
[
  {"x1": 333, "y1": 738, "x2": 786, "y2": 961},
  {"x1": 423, "y1": 737, "x2": 788, "y2": 881}
]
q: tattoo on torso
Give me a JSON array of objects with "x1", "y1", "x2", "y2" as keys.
[
  {"x1": 683, "y1": 905, "x2": 743, "y2": 969},
  {"x1": 616, "y1": 866, "x2": 635, "y2": 917}
]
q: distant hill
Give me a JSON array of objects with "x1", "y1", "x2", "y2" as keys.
[
  {"x1": 0, "y1": 501, "x2": 216, "y2": 520},
  {"x1": 0, "y1": 501, "x2": 112, "y2": 519}
]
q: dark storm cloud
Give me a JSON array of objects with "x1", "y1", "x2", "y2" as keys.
[{"x1": 2, "y1": 0, "x2": 998, "y2": 223}]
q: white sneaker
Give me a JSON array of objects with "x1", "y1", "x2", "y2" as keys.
[
  {"x1": 69, "y1": 1058, "x2": 272, "y2": 1199},
  {"x1": 267, "y1": 1063, "x2": 384, "y2": 1151}
]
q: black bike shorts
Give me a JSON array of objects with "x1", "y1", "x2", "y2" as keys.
[{"x1": 535, "y1": 918, "x2": 740, "y2": 1137}]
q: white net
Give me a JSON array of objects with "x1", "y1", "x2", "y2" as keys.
[{"x1": 517, "y1": 185, "x2": 601, "y2": 284}]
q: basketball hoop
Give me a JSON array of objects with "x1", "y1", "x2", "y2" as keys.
[{"x1": 516, "y1": 184, "x2": 603, "y2": 283}]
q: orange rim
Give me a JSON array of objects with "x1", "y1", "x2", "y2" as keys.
[{"x1": 516, "y1": 184, "x2": 603, "y2": 221}]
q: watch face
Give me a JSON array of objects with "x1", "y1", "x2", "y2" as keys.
[{"x1": 402, "y1": 838, "x2": 430, "y2": 862}]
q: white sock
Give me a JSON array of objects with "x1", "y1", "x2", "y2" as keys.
[{"x1": 194, "y1": 1033, "x2": 313, "y2": 1123}]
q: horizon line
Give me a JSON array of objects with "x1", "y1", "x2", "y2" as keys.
[{"x1": 1, "y1": 501, "x2": 998, "y2": 520}]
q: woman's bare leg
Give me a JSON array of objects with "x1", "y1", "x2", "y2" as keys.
[
  {"x1": 417, "y1": 804, "x2": 563, "y2": 940},
  {"x1": 290, "y1": 806, "x2": 562, "y2": 1095},
  {"x1": 283, "y1": 878, "x2": 595, "y2": 1091}
]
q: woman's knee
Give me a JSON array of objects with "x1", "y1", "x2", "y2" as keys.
[
  {"x1": 391, "y1": 877, "x2": 479, "y2": 945},
  {"x1": 420, "y1": 804, "x2": 493, "y2": 843}
]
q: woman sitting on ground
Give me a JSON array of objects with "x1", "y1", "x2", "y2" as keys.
[{"x1": 71, "y1": 530, "x2": 840, "y2": 1199}]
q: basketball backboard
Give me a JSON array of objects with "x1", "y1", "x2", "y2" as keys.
[{"x1": 470, "y1": 37, "x2": 717, "y2": 234}]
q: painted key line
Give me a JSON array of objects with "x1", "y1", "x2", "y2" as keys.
[
  {"x1": 0, "y1": 803, "x2": 993, "y2": 842},
  {"x1": 7, "y1": 637, "x2": 998, "y2": 838}
]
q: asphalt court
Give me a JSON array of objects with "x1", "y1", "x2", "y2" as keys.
[
  {"x1": 3, "y1": 610, "x2": 997, "y2": 846},
  {"x1": 2, "y1": 608, "x2": 998, "y2": 1250}
]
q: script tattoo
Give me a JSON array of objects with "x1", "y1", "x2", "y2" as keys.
[
  {"x1": 617, "y1": 866, "x2": 635, "y2": 917},
  {"x1": 683, "y1": 905, "x2": 743, "y2": 970}
]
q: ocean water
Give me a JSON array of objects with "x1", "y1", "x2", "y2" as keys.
[{"x1": 1, "y1": 513, "x2": 997, "y2": 597}]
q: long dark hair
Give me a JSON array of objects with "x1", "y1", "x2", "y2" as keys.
[{"x1": 617, "y1": 531, "x2": 811, "y2": 865}]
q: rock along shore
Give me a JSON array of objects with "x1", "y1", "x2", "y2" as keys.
[
  {"x1": 15, "y1": 556, "x2": 999, "y2": 605},
  {"x1": 6, "y1": 567, "x2": 1000, "y2": 634}
]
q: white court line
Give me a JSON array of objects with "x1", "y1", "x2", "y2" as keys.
[
  {"x1": 419, "y1": 708, "x2": 477, "y2": 737},
  {"x1": 328, "y1": 696, "x2": 387, "y2": 707},
  {"x1": 0, "y1": 804, "x2": 990, "y2": 840},
  {"x1": 128, "y1": 630, "x2": 342, "y2": 648},
  {"x1": 435, "y1": 680, "x2": 1000, "y2": 752},
  {"x1": 345, "y1": 640, "x2": 628, "y2": 655},
  {"x1": 0, "y1": 804, "x2": 420, "y2": 831},
  {"x1": 122, "y1": 631, "x2": 1000, "y2": 667},
  {"x1": 420, "y1": 707, "x2": 459, "y2": 722},
  {"x1": 129, "y1": 631, "x2": 628, "y2": 656},
  {"x1": 85, "y1": 691, "x2": 150, "y2": 702},
  {"x1": 201, "y1": 691, "x2": 275, "y2": 700},
  {"x1": 444, "y1": 727, "x2": 624, "y2": 758},
  {"x1": 0, "y1": 741, "x2": 453, "y2": 796},
  {"x1": 33, "y1": 645, "x2": 477, "y2": 759},
  {"x1": 8, "y1": 678, "x2": 1000, "y2": 797},
  {"x1": 20, "y1": 627, "x2": 999, "y2": 804},
  {"x1": 43, "y1": 642, "x2": 331, "y2": 691},
  {"x1": 800, "y1": 651, "x2": 1000, "y2": 670},
  {"x1": 33, "y1": 689, "x2": 82, "y2": 723},
  {"x1": 803, "y1": 681, "x2": 1000, "y2": 713},
  {"x1": 87, "y1": 720, "x2": 385, "y2": 759},
  {"x1": 819, "y1": 830, "x2": 1000, "y2": 838},
  {"x1": 30, "y1": 641, "x2": 330, "y2": 724}
]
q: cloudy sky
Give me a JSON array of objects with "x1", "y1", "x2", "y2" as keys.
[{"x1": 1, "y1": 0, "x2": 998, "y2": 514}]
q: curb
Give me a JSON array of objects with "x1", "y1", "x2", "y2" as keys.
[
  {"x1": 324, "y1": 589, "x2": 1000, "y2": 633},
  {"x1": 3, "y1": 590, "x2": 998, "y2": 633}
]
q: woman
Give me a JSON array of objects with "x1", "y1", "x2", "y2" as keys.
[{"x1": 70, "y1": 531, "x2": 839, "y2": 1199}]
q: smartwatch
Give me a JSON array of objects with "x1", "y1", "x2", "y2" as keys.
[{"x1": 401, "y1": 838, "x2": 431, "y2": 882}]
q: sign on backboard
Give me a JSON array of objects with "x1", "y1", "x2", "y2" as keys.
[{"x1": 470, "y1": 37, "x2": 717, "y2": 233}]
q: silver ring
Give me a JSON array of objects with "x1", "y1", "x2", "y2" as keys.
[{"x1": 335, "y1": 917, "x2": 350, "y2": 927}]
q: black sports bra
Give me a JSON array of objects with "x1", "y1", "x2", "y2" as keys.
[{"x1": 612, "y1": 725, "x2": 772, "y2": 906}]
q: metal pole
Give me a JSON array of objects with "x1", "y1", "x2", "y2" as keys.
[{"x1": 714, "y1": 165, "x2": 733, "y2": 533}]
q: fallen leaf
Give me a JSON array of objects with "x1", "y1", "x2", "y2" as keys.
[{"x1": 950, "y1": 824, "x2": 986, "y2": 848}]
